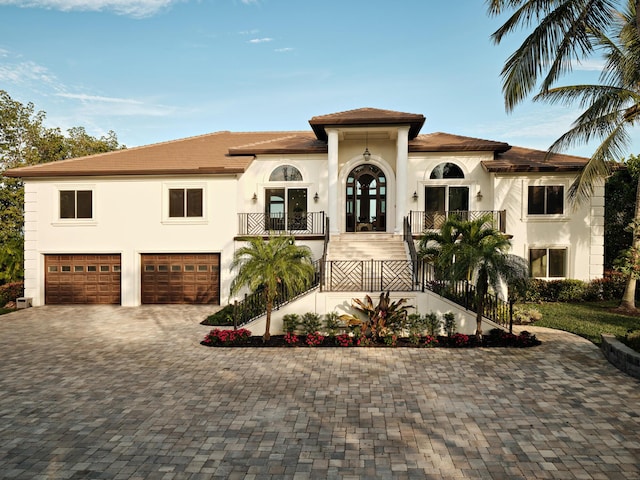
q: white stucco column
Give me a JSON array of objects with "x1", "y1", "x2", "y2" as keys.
[
  {"x1": 395, "y1": 126, "x2": 410, "y2": 235},
  {"x1": 327, "y1": 129, "x2": 340, "y2": 235}
]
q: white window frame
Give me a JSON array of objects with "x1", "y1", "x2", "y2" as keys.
[
  {"x1": 524, "y1": 179, "x2": 569, "y2": 222},
  {"x1": 52, "y1": 184, "x2": 96, "y2": 226},
  {"x1": 528, "y1": 245, "x2": 569, "y2": 279},
  {"x1": 162, "y1": 182, "x2": 207, "y2": 224}
]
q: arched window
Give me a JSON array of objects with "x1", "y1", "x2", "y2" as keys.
[
  {"x1": 269, "y1": 165, "x2": 303, "y2": 182},
  {"x1": 430, "y1": 162, "x2": 464, "y2": 179}
]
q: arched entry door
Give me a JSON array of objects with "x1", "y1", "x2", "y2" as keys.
[{"x1": 346, "y1": 164, "x2": 386, "y2": 232}]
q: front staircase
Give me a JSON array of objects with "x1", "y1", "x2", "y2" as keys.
[{"x1": 322, "y1": 234, "x2": 415, "y2": 292}]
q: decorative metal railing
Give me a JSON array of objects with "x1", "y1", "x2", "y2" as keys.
[
  {"x1": 408, "y1": 210, "x2": 506, "y2": 235},
  {"x1": 238, "y1": 212, "x2": 326, "y2": 236},
  {"x1": 322, "y1": 259, "x2": 414, "y2": 292},
  {"x1": 403, "y1": 216, "x2": 419, "y2": 286},
  {"x1": 419, "y1": 262, "x2": 512, "y2": 328},
  {"x1": 233, "y1": 259, "x2": 323, "y2": 327}
]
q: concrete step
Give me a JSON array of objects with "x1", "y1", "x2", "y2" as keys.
[{"x1": 327, "y1": 234, "x2": 409, "y2": 261}]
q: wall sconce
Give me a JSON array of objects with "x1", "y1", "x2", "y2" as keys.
[
  {"x1": 313, "y1": 192, "x2": 319, "y2": 202},
  {"x1": 412, "y1": 191, "x2": 418, "y2": 202},
  {"x1": 252, "y1": 192, "x2": 257, "y2": 202},
  {"x1": 476, "y1": 190, "x2": 483, "y2": 201}
]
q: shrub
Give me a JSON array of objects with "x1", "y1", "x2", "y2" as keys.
[
  {"x1": 406, "y1": 313, "x2": 426, "y2": 342},
  {"x1": 450, "y1": 333, "x2": 470, "y2": 347},
  {"x1": 300, "y1": 312, "x2": 322, "y2": 335},
  {"x1": 0, "y1": 282, "x2": 24, "y2": 307},
  {"x1": 424, "y1": 312, "x2": 441, "y2": 336},
  {"x1": 443, "y1": 312, "x2": 457, "y2": 337},
  {"x1": 202, "y1": 328, "x2": 252, "y2": 346},
  {"x1": 324, "y1": 311, "x2": 342, "y2": 336},
  {"x1": 282, "y1": 313, "x2": 300, "y2": 334},
  {"x1": 383, "y1": 334, "x2": 398, "y2": 347},
  {"x1": 583, "y1": 274, "x2": 627, "y2": 301},
  {"x1": 423, "y1": 335, "x2": 439, "y2": 348},
  {"x1": 623, "y1": 331, "x2": 640, "y2": 353},
  {"x1": 284, "y1": 332, "x2": 299, "y2": 345},
  {"x1": 305, "y1": 331, "x2": 325, "y2": 347},
  {"x1": 512, "y1": 306, "x2": 542, "y2": 325},
  {"x1": 335, "y1": 333, "x2": 354, "y2": 347},
  {"x1": 556, "y1": 279, "x2": 587, "y2": 302}
]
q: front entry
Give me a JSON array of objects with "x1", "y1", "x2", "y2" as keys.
[{"x1": 346, "y1": 164, "x2": 386, "y2": 232}]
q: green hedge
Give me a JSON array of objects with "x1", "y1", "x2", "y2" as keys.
[{"x1": 523, "y1": 275, "x2": 626, "y2": 303}]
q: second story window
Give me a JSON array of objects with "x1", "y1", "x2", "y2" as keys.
[
  {"x1": 60, "y1": 190, "x2": 92, "y2": 219},
  {"x1": 169, "y1": 188, "x2": 203, "y2": 218},
  {"x1": 528, "y1": 185, "x2": 564, "y2": 215}
]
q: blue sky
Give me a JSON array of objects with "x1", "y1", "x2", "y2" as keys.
[{"x1": 0, "y1": 0, "x2": 636, "y2": 158}]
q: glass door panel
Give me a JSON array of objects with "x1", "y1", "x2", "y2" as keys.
[
  {"x1": 265, "y1": 188, "x2": 285, "y2": 231},
  {"x1": 287, "y1": 188, "x2": 307, "y2": 230}
]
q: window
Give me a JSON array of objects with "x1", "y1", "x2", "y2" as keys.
[
  {"x1": 530, "y1": 248, "x2": 567, "y2": 278},
  {"x1": 169, "y1": 188, "x2": 203, "y2": 218},
  {"x1": 528, "y1": 186, "x2": 564, "y2": 215},
  {"x1": 430, "y1": 163, "x2": 465, "y2": 179},
  {"x1": 269, "y1": 165, "x2": 303, "y2": 182},
  {"x1": 60, "y1": 190, "x2": 92, "y2": 219}
]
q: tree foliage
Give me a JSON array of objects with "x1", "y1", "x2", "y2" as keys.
[
  {"x1": 0, "y1": 89, "x2": 124, "y2": 283},
  {"x1": 230, "y1": 235, "x2": 315, "y2": 341},
  {"x1": 418, "y1": 214, "x2": 528, "y2": 339}
]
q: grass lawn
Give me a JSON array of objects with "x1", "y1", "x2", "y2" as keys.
[
  {"x1": 0, "y1": 307, "x2": 15, "y2": 316},
  {"x1": 524, "y1": 301, "x2": 640, "y2": 346}
]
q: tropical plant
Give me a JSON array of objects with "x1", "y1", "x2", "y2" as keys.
[
  {"x1": 300, "y1": 312, "x2": 322, "y2": 335},
  {"x1": 230, "y1": 235, "x2": 315, "y2": 341},
  {"x1": 340, "y1": 291, "x2": 412, "y2": 341},
  {"x1": 282, "y1": 313, "x2": 300, "y2": 334},
  {"x1": 323, "y1": 311, "x2": 342, "y2": 336},
  {"x1": 418, "y1": 214, "x2": 528, "y2": 340},
  {"x1": 487, "y1": 0, "x2": 640, "y2": 310},
  {"x1": 443, "y1": 312, "x2": 457, "y2": 338}
]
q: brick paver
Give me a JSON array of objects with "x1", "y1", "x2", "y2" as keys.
[{"x1": 0, "y1": 306, "x2": 638, "y2": 479}]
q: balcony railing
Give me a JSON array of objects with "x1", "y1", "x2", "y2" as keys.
[
  {"x1": 408, "y1": 210, "x2": 506, "y2": 235},
  {"x1": 238, "y1": 211, "x2": 326, "y2": 236}
]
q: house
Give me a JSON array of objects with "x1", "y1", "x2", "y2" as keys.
[{"x1": 4, "y1": 108, "x2": 603, "y2": 331}]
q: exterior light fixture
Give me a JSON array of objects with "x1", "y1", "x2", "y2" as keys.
[
  {"x1": 252, "y1": 192, "x2": 258, "y2": 202},
  {"x1": 476, "y1": 190, "x2": 483, "y2": 201},
  {"x1": 313, "y1": 192, "x2": 319, "y2": 202},
  {"x1": 362, "y1": 132, "x2": 371, "y2": 162},
  {"x1": 412, "y1": 191, "x2": 418, "y2": 202}
]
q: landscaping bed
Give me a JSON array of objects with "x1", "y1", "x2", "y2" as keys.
[{"x1": 200, "y1": 328, "x2": 541, "y2": 348}]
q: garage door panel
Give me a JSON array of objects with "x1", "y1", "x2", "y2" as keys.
[
  {"x1": 141, "y1": 253, "x2": 220, "y2": 304},
  {"x1": 45, "y1": 254, "x2": 121, "y2": 305}
]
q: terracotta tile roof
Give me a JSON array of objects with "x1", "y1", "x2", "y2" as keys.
[
  {"x1": 3, "y1": 108, "x2": 589, "y2": 178},
  {"x1": 410, "y1": 132, "x2": 511, "y2": 153},
  {"x1": 228, "y1": 133, "x2": 327, "y2": 155},
  {"x1": 3, "y1": 131, "x2": 298, "y2": 178},
  {"x1": 484, "y1": 146, "x2": 588, "y2": 172},
  {"x1": 309, "y1": 107, "x2": 426, "y2": 141}
]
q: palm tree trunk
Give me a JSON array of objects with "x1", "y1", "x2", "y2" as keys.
[
  {"x1": 619, "y1": 175, "x2": 640, "y2": 311},
  {"x1": 264, "y1": 299, "x2": 272, "y2": 342},
  {"x1": 476, "y1": 297, "x2": 484, "y2": 342}
]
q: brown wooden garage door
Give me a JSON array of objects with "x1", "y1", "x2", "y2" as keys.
[
  {"x1": 141, "y1": 253, "x2": 220, "y2": 304},
  {"x1": 45, "y1": 254, "x2": 121, "y2": 304}
]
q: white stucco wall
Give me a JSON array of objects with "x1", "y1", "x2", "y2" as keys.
[{"x1": 24, "y1": 175, "x2": 243, "y2": 306}]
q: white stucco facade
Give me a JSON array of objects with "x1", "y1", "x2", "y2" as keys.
[{"x1": 9, "y1": 108, "x2": 604, "y2": 308}]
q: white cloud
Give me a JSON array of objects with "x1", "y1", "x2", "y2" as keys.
[
  {"x1": 0, "y1": 0, "x2": 181, "y2": 18},
  {"x1": 0, "y1": 60, "x2": 60, "y2": 89},
  {"x1": 249, "y1": 37, "x2": 273, "y2": 44},
  {"x1": 56, "y1": 92, "x2": 144, "y2": 104},
  {"x1": 275, "y1": 47, "x2": 293, "y2": 53}
]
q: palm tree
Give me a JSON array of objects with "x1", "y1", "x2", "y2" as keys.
[
  {"x1": 419, "y1": 214, "x2": 528, "y2": 340},
  {"x1": 230, "y1": 235, "x2": 315, "y2": 341},
  {"x1": 488, "y1": 0, "x2": 640, "y2": 310}
]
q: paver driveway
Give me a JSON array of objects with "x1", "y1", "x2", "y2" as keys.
[{"x1": 0, "y1": 305, "x2": 639, "y2": 479}]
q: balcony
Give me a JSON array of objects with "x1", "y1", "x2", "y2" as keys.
[
  {"x1": 238, "y1": 211, "x2": 326, "y2": 237},
  {"x1": 408, "y1": 210, "x2": 506, "y2": 236}
]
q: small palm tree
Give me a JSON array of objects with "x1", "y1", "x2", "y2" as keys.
[
  {"x1": 419, "y1": 214, "x2": 528, "y2": 340},
  {"x1": 230, "y1": 235, "x2": 315, "y2": 341}
]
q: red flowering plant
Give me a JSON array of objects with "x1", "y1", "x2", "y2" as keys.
[
  {"x1": 202, "y1": 328, "x2": 252, "y2": 346},
  {"x1": 284, "y1": 332, "x2": 299, "y2": 345},
  {"x1": 423, "y1": 335, "x2": 439, "y2": 348},
  {"x1": 335, "y1": 333, "x2": 354, "y2": 347},
  {"x1": 450, "y1": 333, "x2": 470, "y2": 348},
  {"x1": 305, "y1": 332, "x2": 325, "y2": 347}
]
